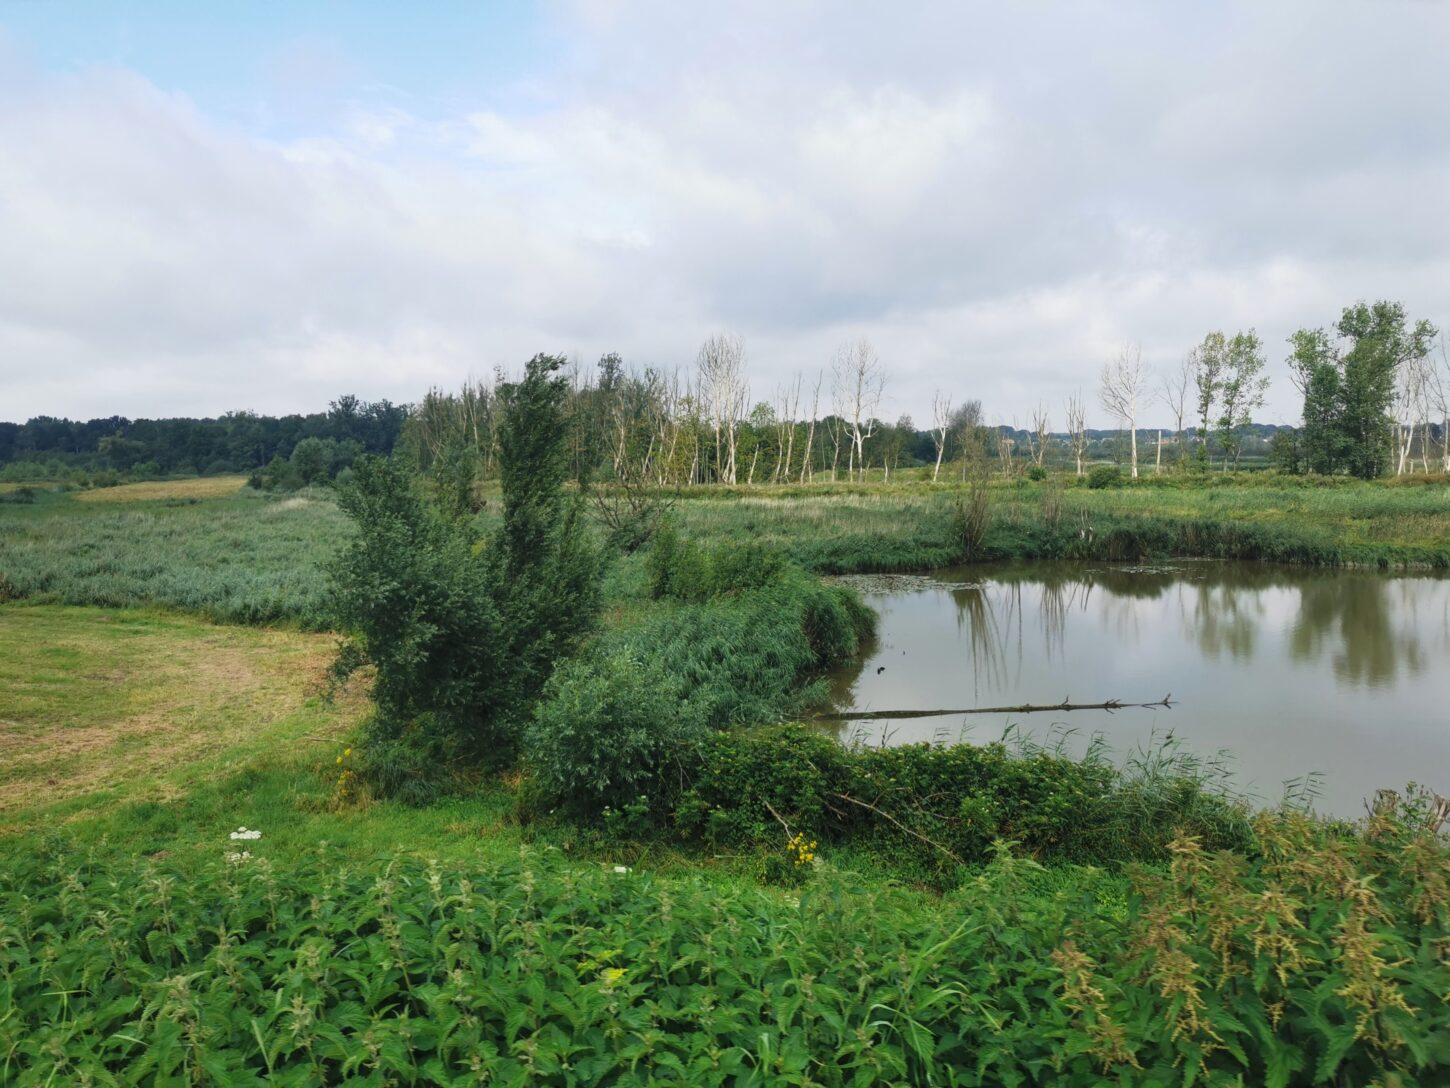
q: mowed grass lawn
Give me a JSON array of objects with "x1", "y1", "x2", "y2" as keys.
[
  {"x1": 0, "y1": 605, "x2": 364, "y2": 828},
  {"x1": 0, "y1": 604, "x2": 562, "y2": 873},
  {"x1": 0, "y1": 603, "x2": 810, "y2": 881}
]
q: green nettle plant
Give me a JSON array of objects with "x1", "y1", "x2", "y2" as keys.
[
  {"x1": 331, "y1": 354, "x2": 601, "y2": 778},
  {"x1": 3, "y1": 803, "x2": 1445, "y2": 1087}
]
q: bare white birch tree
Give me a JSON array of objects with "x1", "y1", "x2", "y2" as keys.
[
  {"x1": 1436, "y1": 335, "x2": 1450, "y2": 471},
  {"x1": 1100, "y1": 343, "x2": 1147, "y2": 479},
  {"x1": 697, "y1": 333, "x2": 748, "y2": 484},
  {"x1": 1395, "y1": 350, "x2": 1434, "y2": 475},
  {"x1": 647, "y1": 368, "x2": 683, "y2": 485},
  {"x1": 773, "y1": 376, "x2": 801, "y2": 483},
  {"x1": 800, "y1": 374, "x2": 822, "y2": 484},
  {"x1": 832, "y1": 338, "x2": 885, "y2": 483},
  {"x1": 1157, "y1": 353, "x2": 1193, "y2": 471},
  {"x1": 1030, "y1": 404, "x2": 1051, "y2": 468},
  {"x1": 826, "y1": 413, "x2": 845, "y2": 482},
  {"x1": 996, "y1": 423, "x2": 1015, "y2": 478},
  {"x1": 1064, "y1": 391, "x2": 1087, "y2": 476},
  {"x1": 930, "y1": 390, "x2": 952, "y2": 482}
]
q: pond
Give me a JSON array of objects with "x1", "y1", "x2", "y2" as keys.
[{"x1": 823, "y1": 561, "x2": 1450, "y2": 818}]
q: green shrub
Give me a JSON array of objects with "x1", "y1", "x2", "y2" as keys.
[
  {"x1": 1026, "y1": 464, "x2": 1048, "y2": 481},
  {"x1": 616, "y1": 572, "x2": 874, "y2": 733},
  {"x1": 1087, "y1": 463, "x2": 1123, "y2": 489},
  {"x1": 644, "y1": 517, "x2": 711, "y2": 600},
  {"x1": 258, "y1": 453, "x2": 303, "y2": 491},
  {"x1": 331, "y1": 356, "x2": 603, "y2": 778},
  {"x1": 331, "y1": 457, "x2": 513, "y2": 758},
  {"x1": 673, "y1": 726, "x2": 1253, "y2": 876},
  {"x1": 526, "y1": 648, "x2": 702, "y2": 818},
  {"x1": 646, "y1": 518, "x2": 789, "y2": 601}
]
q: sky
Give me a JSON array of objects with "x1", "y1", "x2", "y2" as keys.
[{"x1": 1, "y1": 1, "x2": 1447, "y2": 429}]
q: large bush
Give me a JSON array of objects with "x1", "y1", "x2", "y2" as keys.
[
  {"x1": 526, "y1": 648, "x2": 702, "y2": 817},
  {"x1": 331, "y1": 456, "x2": 511, "y2": 759},
  {"x1": 332, "y1": 355, "x2": 602, "y2": 773}
]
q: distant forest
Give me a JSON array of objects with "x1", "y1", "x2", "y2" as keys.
[
  {"x1": 0, "y1": 396, "x2": 407, "y2": 483},
  {"x1": 0, "y1": 384, "x2": 1293, "y2": 488}
]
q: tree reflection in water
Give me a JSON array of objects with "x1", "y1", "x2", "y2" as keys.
[{"x1": 823, "y1": 562, "x2": 1450, "y2": 817}]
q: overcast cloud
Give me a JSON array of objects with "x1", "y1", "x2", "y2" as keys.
[{"x1": 1, "y1": 1, "x2": 1447, "y2": 427}]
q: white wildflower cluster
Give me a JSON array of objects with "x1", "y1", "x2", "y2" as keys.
[
  {"x1": 225, "y1": 826, "x2": 261, "y2": 864},
  {"x1": 612, "y1": 865, "x2": 632, "y2": 875}
]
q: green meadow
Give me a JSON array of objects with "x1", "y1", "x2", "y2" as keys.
[{"x1": 3, "y1": 472, "x2": 1447, "y2": 631}]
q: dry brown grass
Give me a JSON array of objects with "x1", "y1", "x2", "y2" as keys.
[
  {"x1": 0, "y1": 604, "x2": 367, "y2": 818},
  {"x1": 73, "y1": 476, "x2": 249, "y2": 503}
]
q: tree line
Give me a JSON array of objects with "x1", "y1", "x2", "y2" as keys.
[
  {"x1": 409, "y1": 300, "x2": 1443, "y2": 507},
  {"x1": 1104, "y1": 300, "x2": 1445, "y2": 481},
  {"x1": 5, "y1": 298, "x2": 1441, "y2": 488},
  {"x1": 0, "y1": 395, "x2": 407, "y2": 482}
]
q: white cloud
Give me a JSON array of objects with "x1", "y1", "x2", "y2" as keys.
[{"x1": 1, "y1": 2, "x2": 1448, "y2": 426}]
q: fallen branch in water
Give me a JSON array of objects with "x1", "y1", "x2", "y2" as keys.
[{"x1": 812, "y1": 694, "x2": 1174, "y2": 722}]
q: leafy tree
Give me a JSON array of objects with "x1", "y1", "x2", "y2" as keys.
[
  {"x1": 97, "y1": 433, "x2": 148, "y2": 471},
  {"x1": 1269, "y1": 428, "x2": 1304, "y2": 474},
  {"x1": 1289, "y1": 302, "x2": 1438, "y2": 478},
  {"x1": 289, "y1": 436, "x2": 331, "y2": 486},
  {"x1": 332, "y1": 456, "x2": 509, "y2": 760},
  {"x1": 258, "y1": 454, "x2": 302, "y2": 491},
  {"x1": 1191, "y1": 332, "x2": 1226, "y2": 468},
  {"x1": 494, "y1": 354, "x2": 604, "y2": 711},
  {"x1": 1291, "y1": 330, "x2": 1348, "y2": 475},
  {"x1": 1215, "y1": 330, "x2": 1269, "y2": 469},
  {"x1": 1, "y1": 394, "x2": 406, "y2": 476},
  {"x1": 332, "y1": 354, "x2": 602, "y2": 776}
]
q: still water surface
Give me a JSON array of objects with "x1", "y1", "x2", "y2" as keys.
[{"x1": 824, "y1": 562, "x2": 1450, "y2": 818}]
